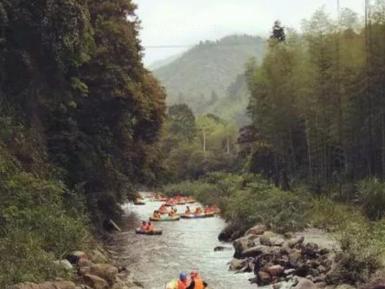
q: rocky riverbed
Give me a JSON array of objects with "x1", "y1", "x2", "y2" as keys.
[{"x1": 227, "y1": 224, "x2": 385, "y2": 289}]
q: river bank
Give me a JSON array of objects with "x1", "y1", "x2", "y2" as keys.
[
  {"x1": 7, "y1": 193, "x2": 385, "y2": 289},
  {"x1": 163, "y1": 173, "x2": 385, "y2": 288},
  {"x1": 7, "y1": 235, "x2": 143, "y2": 289}
]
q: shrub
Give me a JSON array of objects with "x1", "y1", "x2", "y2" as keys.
[
  {"x1": 164, "y1": 174, "x2": 309, "y2": 233},
  {"x1": 308, "y1": 197, "x2": 367, "y2": 231},
  {"x1": 329, "y1": 222, "x2": 385, "y2": 284},
  {"x1": 225, "y1": 180, "x2": 309, "y2": 233},
  {"x1": 357, "y1": 178, "x2": 385, "y2": 220},
  {"x1": 0, "y1": 230, "x2": 72, "y2": 288},
  {"x1": 0, "y1": 149, "x2": 89, "y2": 286}
]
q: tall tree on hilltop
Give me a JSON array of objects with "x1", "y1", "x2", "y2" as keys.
[{"x1": 271, "y1": 20, "x2": 286, "y2": 42}]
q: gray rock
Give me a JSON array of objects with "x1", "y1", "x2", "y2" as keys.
[
  {"x1": 271, "y1": 236, "x2": 286, "y2": 246},
  {"x1": 246, "y1": 224, "x2": 267, "y2": 236},
  {"x1": 242, "y1": 245, "x2": 271, "y2": 258},
  {"x1": 214, "y1": 246, "x2": 231, "y2": 252},
  {"x1": 90, "y1": 263, "x2": 118, "y2": 285},
  {"x1": 313, "y1": 274, "x2": 326, "y2": 283},
  {"x1": 294, "y1": 278, "x2": 317, "y2": 289},
  {"x1": 229, "y1": 258, "x2": 247, "y2": 271},
  {"x1": 78, "y1": 258, "x2": 93, "y2": 268},
  {"x1": 233, "y1": 235, "x2": 256, "y2": 258},
  {"x1": 54, "y1": 259, "x2": 74, "y2": 271},
  {"x1": 289, "y1": 250, "x2": 302, "y2": 266},
  {"x1": 267, "y1": 265, "x2": 285, "y2": 276},
  {"x1": 288, "y1": 236, "x2": 305, "y2": 248},
  {"x1": 258, "y1": 271, "x2": 272, "y2": 285},
  {"x1": 84, "y1": 274, "x2": 108, "y2": 289},
  {"x1": 335, "y1": 285, "x2": 356, "y2": 289},
  {"x1": 260, "y1": 235, "x2": 273, "y2": 246},
  {"x1": 90, "y1": 249, "x2": 109, "y2": 264}
]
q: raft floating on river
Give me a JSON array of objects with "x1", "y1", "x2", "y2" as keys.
[
  {"x1": 181, "y1": 212, "x2": 215, "y2": 219},
  {"x1": 135, "y1": 229, "x2": 162, "y2": 235},
  {"x1": 149, "y1": 216, "x2": 180, "y2": 222},
  {"x1": 134, "y1": 201, "x2": 146, "y2": 205}
]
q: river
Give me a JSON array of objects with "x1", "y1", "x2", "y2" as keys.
[{"x1": 107, "y1": 197, "x2": 256, "y2": 289}]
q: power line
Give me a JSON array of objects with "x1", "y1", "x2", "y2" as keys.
[
  {"x1": 143, "y1": 42, "x2": 264, "y2": 49},
  {"x1": 144, "y1": 44, "x2": 193, "y2": 49}
]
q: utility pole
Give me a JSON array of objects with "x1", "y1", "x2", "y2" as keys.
[
  {"x1": 202, "y1": 129, "x2": 206, "y2": 153},
  {"x1": 337, "y1": 0, "x2": 340, "y2": 18}
]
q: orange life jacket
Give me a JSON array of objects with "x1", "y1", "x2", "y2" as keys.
[
  {"x1": 192, "y1": 277, "x2": 204, "y2": 289},
  {"x1": 178, "y1": 280, "x2": 188, "y2": 289}
]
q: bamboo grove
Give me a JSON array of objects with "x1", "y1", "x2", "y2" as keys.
[{"x1": 246, "y1": 2, "x2": 385, "y2": 193}]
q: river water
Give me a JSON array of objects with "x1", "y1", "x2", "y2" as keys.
[{"x1": 108, "y1": 199, "x2": 256, "y2": 289}]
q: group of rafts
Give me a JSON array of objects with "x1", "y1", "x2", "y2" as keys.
[{"x1": 134, "y1": 193, "x2": 220, "y2": 236}]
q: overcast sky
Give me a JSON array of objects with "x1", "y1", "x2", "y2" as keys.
[{"x1": 133, "y1": 0, "x2": 365, "y2": 66}]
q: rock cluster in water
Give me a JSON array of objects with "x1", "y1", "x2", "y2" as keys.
[{"x1": 229, "y1": 224, "x2": 338, "y2": 288}]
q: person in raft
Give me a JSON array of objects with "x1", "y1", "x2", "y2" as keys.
[
  {"x1": 185, "y1": 206, "x2": 192, "y2": 215},
  {"x1": 186, "y1": 271, "x2": 208, "y2": 289},
  {"x1": 146, "y1": 221, "x2": 155, "y2": 232},
  {"x1": 153, "y1": 210, "x2": 161, "y2": 219},
  {"x1": 139, "y1": 221, "x2": 148, "y2": 232},
  {"x1": 159, "y1": 204, "x2": 168, "y2": 213},
  {"x1": 166, "y1": 272, "x2": 188, "y2": 289},
  {"x1": 194, "y1": 207, "x2": 203, "y2": 215},
  {"x1": 168, "y1": 209, "x2": 176, "y2": 217}
]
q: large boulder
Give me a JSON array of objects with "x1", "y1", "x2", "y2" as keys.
[
  {"x1": 361, "y1": 279, "x2": 385, "y2": 289},
  {"x1": 233, "y1": 235, "x2": 256, "y2": 258},
  {"x1": 260, "y1": 235, "x2": 272, "y2": 246},
  {"x1": 288, "y1": 236, "x2": 305, "y2": 249},
  {"x1": 289, "y1": 249, "x2": 302, "y2": 266},
  {"x1": 90, "y1": 263, "x2": 118, "y2": 285},
  {"x1": 229, "y1": 258, "x2": 248, "y2": 271},
  {"x1": 78, "y1": 257, "x2": 93, "y2": 268},
  {"x1": 84, "y1": 274, "x2": 109, "y2": 289},
  {"x1": 259, "y1": 232, "x2": 286, "y2": 247},
  {"x1": 336, "y1": 285, "x2": 356, "y2": 289},
  {"x1": 303, "y1": 243, "x2": 320, "y2": 258},
  {"x1": 257, "y1": 271, "x2": 272, "y2": 285},
  {"x1": 246, "y1": 224, "x2": 267, "y2": 236},
  {"x1": 294, "y1": 278, "x2": 317, "y2": 289},
  {"x1": 219, "y1": 222, "x2": 246, "y2": 242},
  {"x1": 270, "y1": 236, "x2": 286, "y2": 247},
  {"x1": 54, "y1": 260, "x2": 74, "y2": 271},
  {"x1": 242, "y1": 245, "x2": 272, "y2": 258},
  {"x1": 7, "y1": 281, "x2": 76, "y2": 289},
  {"x1": 267, "y1": 265, "x2": 285, "y2": 277},
  {"x1": 90, "y1": 249, "x2": 109, "y2": 264}
]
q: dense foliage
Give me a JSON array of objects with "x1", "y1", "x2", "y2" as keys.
[
  {"x1": 160, "y1": 105, "x2": 240, "y2": 181},
  {"x1": 246, "y1": 5, "x2": 385, "y2": 214},
  {"x1": 0, "y1": 0, "x2": 165, "y2": 285},
  {"x1": 164, "y1": 173, "x2": 309, "y2": 234}
]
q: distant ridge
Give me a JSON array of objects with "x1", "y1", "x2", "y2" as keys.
[
  {"x1": 149, "y1": 53, "x2": 183, "y2": 70},
  {"x1": 152, "y1": 34, "x2": 266, "y2": 125}
]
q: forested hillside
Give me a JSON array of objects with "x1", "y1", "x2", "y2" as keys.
[
  {"x1": 246, "y1": 8, "x2": 385, "y2": 196},
  {"x1": 0, "y1": 0, "x2": 165, "y2": 286},
  {"x1": 153, "y1": 35, "x2": 265, "y2": 122}
]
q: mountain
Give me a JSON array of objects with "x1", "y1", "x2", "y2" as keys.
[
  {"x1": 152, "y1": 34, "x2": 266, "y2": 125},
  {"x1": 149, "y1": 53, "x2": 183, "y2": 70}
]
